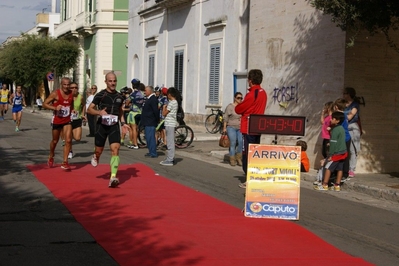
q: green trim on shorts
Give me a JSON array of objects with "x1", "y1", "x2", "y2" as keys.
[
  {"x1": 156, "y1": 120, "x2": 165, "y2": 131},
  {"x1": 127, "y1": 111, "x2": 140, "y2": 125}
]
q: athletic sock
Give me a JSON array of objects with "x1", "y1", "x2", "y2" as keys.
[{"x1": 110, "y1": 155, "x2": 120, "y2": 177}]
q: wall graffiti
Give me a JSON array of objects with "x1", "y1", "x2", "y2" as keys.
[{"x1": 272, "y1": 84, "x2": 298, "y2": 106}]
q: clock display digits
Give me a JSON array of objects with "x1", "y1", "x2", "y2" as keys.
[
  {"x1": 286, "y1": 118, "x2": 294, "y2": 131},
  {"x1": 259, "y1": 118, "x2": 267, "y2": 130},
  {"x1": 248, "y1": 115, "x2": 306, "y2": 136},
  {"x1": 268, "y1": 118, "x2": 277, "y2": 129},
  {"x1": 277, "y1": 118, "x2": 284, "y2": 131},
  {"x1": 294, "y1": 120, "x2": 302, "y2": 132}
]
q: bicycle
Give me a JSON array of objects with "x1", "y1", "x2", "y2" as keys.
[
  {"x1": 138, "y1": 120, "x2": 194, "y2": 149},
  {"x1": 205, "y1": 108, "x2": 224, "y2": 134}
]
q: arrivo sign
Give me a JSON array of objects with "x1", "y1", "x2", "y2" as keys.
[{"x1": 248, "y1": 114, "x2": 306, "y2": 136}]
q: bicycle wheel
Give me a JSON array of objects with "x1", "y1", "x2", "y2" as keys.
[
  {"x1": 138, "y1": 124, "x2": 146, "y2": 146},
  {"x1": 205, "y1": 114, "x2": 221, "y2": 134},
  {"x1": 175, "y1": 125, "x2": 194, "y2": 149}
]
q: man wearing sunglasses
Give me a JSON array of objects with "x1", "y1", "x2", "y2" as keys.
[{"x1": 235, "y1": 69, "x2": 267, "y2": 188}]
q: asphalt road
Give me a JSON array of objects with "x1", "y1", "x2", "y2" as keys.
[{"x1": 0, "y1": 110, "x2": 398, "y2": 265}]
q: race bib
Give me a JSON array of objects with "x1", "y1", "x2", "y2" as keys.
[
  {"x1": 71, "y1": 112, "x2": 79, "y2": 120},
  {"x1": 101, "y1": 115, "x2": 118, "y2": 126},
  {"x1": 57, "y1": 106, "x2": 71, "y2": 118}
]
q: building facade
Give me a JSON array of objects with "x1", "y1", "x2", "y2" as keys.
[
  {"x1": 128, "y1": 0, "x2": 250, "y2": 122},
  {"x1": 55, "y1": 0, "x2": 129, "y2": 93},
  {"x1": 248, "y1": 0, "x2": 399, "y2": 174},
  {"x1": 130, "y1": 0, "x2": 399, "y2": 173}
]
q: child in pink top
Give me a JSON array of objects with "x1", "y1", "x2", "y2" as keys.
[{"x1": 321, "y1": 101, "x2": 333, "y2": 158}]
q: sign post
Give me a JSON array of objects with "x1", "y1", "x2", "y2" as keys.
[
  {"x1": 244, "y1": 114, "x2": 306, "y2": 220},
  {"x1": 244, "y1": 144, "x2": 301, "y2": 220}
]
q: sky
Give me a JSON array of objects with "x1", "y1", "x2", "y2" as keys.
[{"x1": 0, "y1": 0, "x2": 55, "y2": 44}]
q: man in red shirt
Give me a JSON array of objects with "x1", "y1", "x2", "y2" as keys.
[
  {"x1": 235, "y1": 69, "x2": 267, "y2": 188},
  {"x1": 43, "y1": 77, "x2": 75, "y2": 170}
]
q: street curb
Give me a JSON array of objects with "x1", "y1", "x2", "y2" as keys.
[
  {"x1": 344, "y1": 182, "x2": 399, "y2": 203},
  {"x1": 209, "y1": 150, "x2": 399, "y2": 204},
  {"x1": 296, "y1": 171, "x2": 399, "y2": 204}
]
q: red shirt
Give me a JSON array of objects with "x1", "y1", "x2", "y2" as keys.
[
  {"x1": 52, "y1": 89, "x2": 73, "y2": 125},
  {"x1": 235, "y1": 85, "x2": 267, "y2": 134}
]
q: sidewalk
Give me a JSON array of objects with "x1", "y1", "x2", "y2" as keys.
[
  {"x1": 29, "y1": 107, "x2": 399, "y2": 203},
  {"x1": 187, "y1": 123, "x2": 399, "y2": 204}
]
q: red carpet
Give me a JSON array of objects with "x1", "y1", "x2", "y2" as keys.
[{"x1": 28, "y1": 163, "x2": 371, "y2": 266}]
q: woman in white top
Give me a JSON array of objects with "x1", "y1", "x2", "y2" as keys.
[{"x1": 223, "y1": 92, "x2": 243, "y2": 166}]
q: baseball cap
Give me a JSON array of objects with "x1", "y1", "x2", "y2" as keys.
[
  {"x1": 161, "y1": 87, "x2": 168, "y2": 95},
  {"x1": 131, "y1": 78, "x2": 140, "y2": 88}
]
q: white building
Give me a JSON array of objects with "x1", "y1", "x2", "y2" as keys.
[
  {"x1": 55, "y1": 0, "x2": 129, "y2": 93},
  {"x1": 130, "y1": 0, "x2": 399, "y2": 174},
  {"x1": 128, "y1": 0, "x2": 250, "y2": 123}
]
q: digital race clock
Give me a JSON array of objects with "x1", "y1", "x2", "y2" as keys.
[{"x1": 248, "y1": 114, "x2": 306, "y2": 136}]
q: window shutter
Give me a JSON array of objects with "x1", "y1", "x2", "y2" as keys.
[
  {"x1": 148, "y1": 54, "x2": 155, "y2": 87},
  {"x1": 209, "y1": 44, "x2": 220, "y2": 104},
  {"x1": 174, "y1": 50, "x2": 184, "y2": 94}
]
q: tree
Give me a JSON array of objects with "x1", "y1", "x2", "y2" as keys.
[
  {"x1": 0, "y1": 35, "x2": 80, "y2": 105},
  {"x1": 309, "y1": 0, "x2": 399, "y2": 51}
]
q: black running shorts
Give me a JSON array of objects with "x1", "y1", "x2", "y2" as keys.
[{"x1": 95, "y1": 123, "x2": 121, "y2": 147}]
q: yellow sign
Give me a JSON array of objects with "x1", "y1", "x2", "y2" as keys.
[{"x1": 244, "y1": 144, "x2": 301, "y2": 220}]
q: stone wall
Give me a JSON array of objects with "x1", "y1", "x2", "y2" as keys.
[
  {"x1": 248, "y1": 0, "x2": 346, "y2": 171},
  {"x1": 344, "y1": 30, "x2": 399, "y2": 173},
  {"x1": 248, "y1": 0, "x2": 399, "y2": 174}
]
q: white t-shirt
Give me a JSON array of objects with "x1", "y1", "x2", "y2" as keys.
[
  {"x1": 85, "y1": 95, "x2": 94, "y2": 111},
  {"x1": 165, "y1": 99, "x2": 178, "y2": 127}
]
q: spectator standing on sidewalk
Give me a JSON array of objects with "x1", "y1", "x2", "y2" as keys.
[
  {"x1": 314, "y1": 111, "x2": 348, "y2": 192},
  {"x1": 343, "y1": 87, "x2": 361, "y2": 178},
  {"x1": 235, "y1": 69, "x2": 267, "y2": 188},
  {"x1": 223, "y1": 92, "x2": 243, "y2": 166},
  {"x1": 320, "y1": 101, "x2": 333, "y2": 159},
  {"x1": 36, "y1": 96, "x2": 43, "y2": 111},
  {"x1": 159, "y1": 87, "x2": 179, "y2": 166},
  {"x1": 87, "y1": 72, "x2": 130, "y2": 188},
  {"x1": 333, "y1": 98, "x2": 351, "y2": 180},
  {"x1": 84, "y1": 85, "x2": 97, "y2": 137},
  {"x1": 42, "y1": 77, "x2": 74, "y2": 170},
  {"x1": 125, "y1": 78, "x2": 144, "y2": 149},
  {"x1": 141, "y1": 85, "x2": 159, "y2": 158}
]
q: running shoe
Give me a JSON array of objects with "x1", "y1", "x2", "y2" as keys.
[
  {"x1": 131, "y1": 145, "x2": 139, "y2": 150},
  {"x1": 47, "y1": 157, "x2": 54, "y2": 168},
  {"x1": 91, "y1": 154, "x2": 98, "y2": 167},
  {"x1": 108, "y1": 177, "x2": 119, "y2": 188},
  {"x1": 160, "y1": 160, "x2": 173, "y2": 166},
  {"x1": 68, "y1": 151, "x2": 73, "y2": 159},
  {"x1": 313, "y1": 180, "x2": 321, "y2": 185},
  {"x1": 61, "y1": 162, "x2": 71, "y2": 170},
  {"x1": 348, "y1": 171, "x2": 355, "y2": 178},
  {"x1": 0, "y1": 116, "x2": 4, "y2": 121},
  {"x1": 314, "y1": 184, "x2": 328, "y2": 191},
  {"x1": 15, "y1": 127, "x2": 19, "y2": 132}
]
